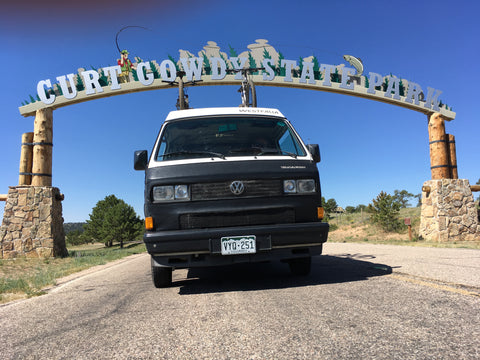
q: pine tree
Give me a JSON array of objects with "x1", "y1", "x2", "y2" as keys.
[
  {"x1": 263, "y1": 48, "x2": 271, "y2": 60},
  {"x1": 399, "y1": 79, "x2": 405, "y2": 96},
  {"x1": 149, "y1": 61, "x2": 160, "y2": 79},
  {"x1": 368, "y1": 191, "x2": 403, "y2": 232},
  {"x1": 331, "y1": 68, "x2": 340, "y2": 83},
  {"x1": 321, "y1": 197, "x2": 338, "y2": 219},
  {"x1": 220, "y1": 53, "x2": 230, "y2": 70},
  {"x1": 382, "y1": 77, "x2": 389, "y2": 92},
  {"x1": 98, "y1": 68, "x2": 109, "y2": 86},
  {"x1": 298, "y1": 57, "x2": 304, "y2": 77},
  {"x1": 312, "y1": 56, "x2": 322, "y2": 80},
  {"x1": 76, "y1": 73, "x2": 85, "y2": 92},
  {"x1": 229, "y1": 45, "x2": 238, "y2": 57},
  {"x1": 393, "y1": 189, "x2": 414, "y2": 208},
  {"x1": 84, "y1": 195, "x2": 143, "y2": 248},
  {"x1": 248, "y1": 53, "x2": 257, "y2": 73},
  {"x1": 168, "y1": 55, "x2": 180, "y2": 72},
  {"x1": 201, "y1": 52, "x2": 211, "y2": 75}
]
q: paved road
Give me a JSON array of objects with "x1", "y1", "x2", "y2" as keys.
[
  {"x1": 1, "y1": 243, "x2": 479, "y2": 359},
  {"x1": 324, "y1": 242, "x2": 480, "y2": 288}
]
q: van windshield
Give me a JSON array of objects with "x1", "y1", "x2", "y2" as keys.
[{"x1": 156, "y1": 116, "x2": 306, "y2": 161}]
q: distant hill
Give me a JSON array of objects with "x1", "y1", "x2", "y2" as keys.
[{"x1": 64, "y1": 222, "x2": 85, "y2": 234}]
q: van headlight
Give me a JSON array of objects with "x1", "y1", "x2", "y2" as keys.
[
  {"x1": 174, "y1": 185, "x2": 190, "y2": 200},
  {"x1": 283, "y1": 180, "x2": 297, "y2": 193},
  {"x1": 153, "y1": 185, "x2": 190, "y2": 201},
  {"x1": 297, "y1": 179, "x2": 316, "y2": 193},
  {"x1": 283, "y1": 179, "x2": 316, "y2": 194}
]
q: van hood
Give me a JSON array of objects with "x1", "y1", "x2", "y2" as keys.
[{"x1": 146, "y1": 159, "x2": 318, "y2": 184}]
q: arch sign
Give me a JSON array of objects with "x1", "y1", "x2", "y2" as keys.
[{"x1": 19, "y1": 39, "x2": 455, "y2": 120}]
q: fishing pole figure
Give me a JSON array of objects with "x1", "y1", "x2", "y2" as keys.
[
  {"x1": 115, "y1": 26, "x2": 149, "y2": 82},
  {"x1": 117, "y1": 49, "x2": 135, "y2": 83}
]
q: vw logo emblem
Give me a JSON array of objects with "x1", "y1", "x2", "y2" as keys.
[{"x1": 230, "y1": 181, "x2": 245, "y2": 195}]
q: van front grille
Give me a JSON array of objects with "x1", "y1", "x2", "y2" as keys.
[
  {"x1": 179, "y1": 208, "x2": 295, "y2": 229},
  {"x1": 191, "y1": 179, "x2": 283, "y2": 201}
]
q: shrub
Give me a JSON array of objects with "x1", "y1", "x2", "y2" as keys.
[{"x1": 368, "y1": 191, "x2": 403, "y2": 232}]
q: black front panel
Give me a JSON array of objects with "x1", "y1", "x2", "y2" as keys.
[
  {"x1": 144, "y1": 159, "x2": 321, "y2": 232},
  {"x1": 179, "y1": 207, "x2": 295, "y2": 229}
]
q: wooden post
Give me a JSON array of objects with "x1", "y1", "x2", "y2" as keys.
[
  {"x1": 31, "y1": 108, "x2": 53, "y2": 186},
  {"x1": 447, "y1": 134, "x2": 458, "y2": 179},
  {"x1": 428, "y1": 113, "x2": 450, "y2": 179},
  {"x1": 18, "y1": 132, "x2": 34, "y2": 185}
]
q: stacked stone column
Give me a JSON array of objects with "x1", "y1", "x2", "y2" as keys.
[
  {"x1": 1, "y1": 108, "x2": 67, "y2": 258},
  {"x1": 420, "y1": 113, "x2": 480, "y2": 241},
  {"x1": 420, "y1": 179, "x2": 480, "y2": 241},
  {"x1": 0, "y1": 186, "x2": 67, "y2": 258}
]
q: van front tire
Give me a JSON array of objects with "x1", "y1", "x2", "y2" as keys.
[{"x1": 151, "y1": 260, "x2": 172, "y2": 288}]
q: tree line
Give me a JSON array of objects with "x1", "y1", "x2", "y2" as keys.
[{"x1": 323, "y1": 189, "x2": 420, "y2": 233}]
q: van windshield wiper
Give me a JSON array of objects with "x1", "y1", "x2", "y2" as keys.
[
  {"x1": 259, "y1": 149, "x2": 298, "y2": 159},
  {"x1": 254, "y1": 147, "x2": 298, "y2": 158},
  {"x1": 228, "y1": 147, "x2": 298, "y2": 158},
  {"x1": 160, "y1": 150, "x2": 226, "y2": 160}
]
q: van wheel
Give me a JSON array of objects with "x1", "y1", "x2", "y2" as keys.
[
  {"x1": 151, "y1": 261, "x2": 172, "y2": 288},
  {"x1": 289, "y1": 257, "x2": 311, "y2": 276}
]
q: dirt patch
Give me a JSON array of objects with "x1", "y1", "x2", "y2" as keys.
[{"x1": 328, "y1": 224, "x2": 411, "y2": 242}]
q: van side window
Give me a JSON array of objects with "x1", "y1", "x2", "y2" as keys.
[{"x1": 279, "y1": 129, "x2": 302, "y2": 155}]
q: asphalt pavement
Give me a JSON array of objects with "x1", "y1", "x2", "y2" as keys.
[
  {"x1": 47, "y1": 242, "x2": 480, "y2": 296},
  {"x1": 1, "y1": 242, "x2": 479, "y2": 359},
  {"x1": 323, "y1": 242, "x2": 480, "y2": 289}
]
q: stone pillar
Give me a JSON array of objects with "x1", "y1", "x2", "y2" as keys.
[
  {"x1": 0, "y1": 108, "x2": 68, "y2": 258},
  {"x1": 0, "y1": 186, "x2": 67, "y2": 259},
  {"x1": 419, "y1": 179, "x2": 480, "y2": 242}
]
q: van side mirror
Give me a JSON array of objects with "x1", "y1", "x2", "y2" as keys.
[
  {"x1": 307, "y1": 144, "x2": 321, "y2": 163},
  {"x1": 134, "y1": 150, "x2": 148, "y2": 170}
]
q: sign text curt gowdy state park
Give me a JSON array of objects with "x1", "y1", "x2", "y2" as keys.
[{"x1": 19, "y1": 39, "x2": 455, "y2": 120}]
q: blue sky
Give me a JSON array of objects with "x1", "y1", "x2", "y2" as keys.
[{"x1": 1, "y1": 0, "x2": 478, "y2": 222}]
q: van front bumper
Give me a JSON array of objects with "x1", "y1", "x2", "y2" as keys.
[{"x1": 144, "y1": 222, "x2": 329, "y2": 268}]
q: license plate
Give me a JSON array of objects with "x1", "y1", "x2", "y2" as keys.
[{"x1": 221, "y1": 235, "x2": 256, "y2": 255}]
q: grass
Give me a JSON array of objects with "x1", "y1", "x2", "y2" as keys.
[
  {"x1": 327, "y1": 207, "x2": 480, "y2": 249},
  {"x1": 0, "y1": 242, "x2": 146, "y2": 304}
]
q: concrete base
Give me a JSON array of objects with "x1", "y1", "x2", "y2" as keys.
[
  {"x1": 0, "y1": 186, "x2": 67, "y2": 258},
  {"x1": 420, "y1": 179, "x2": 480, "y2": 241}
]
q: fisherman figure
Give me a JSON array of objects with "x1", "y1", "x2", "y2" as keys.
[{"x1": 118, "y1": 49, "x2": 135, "y2": 82}]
